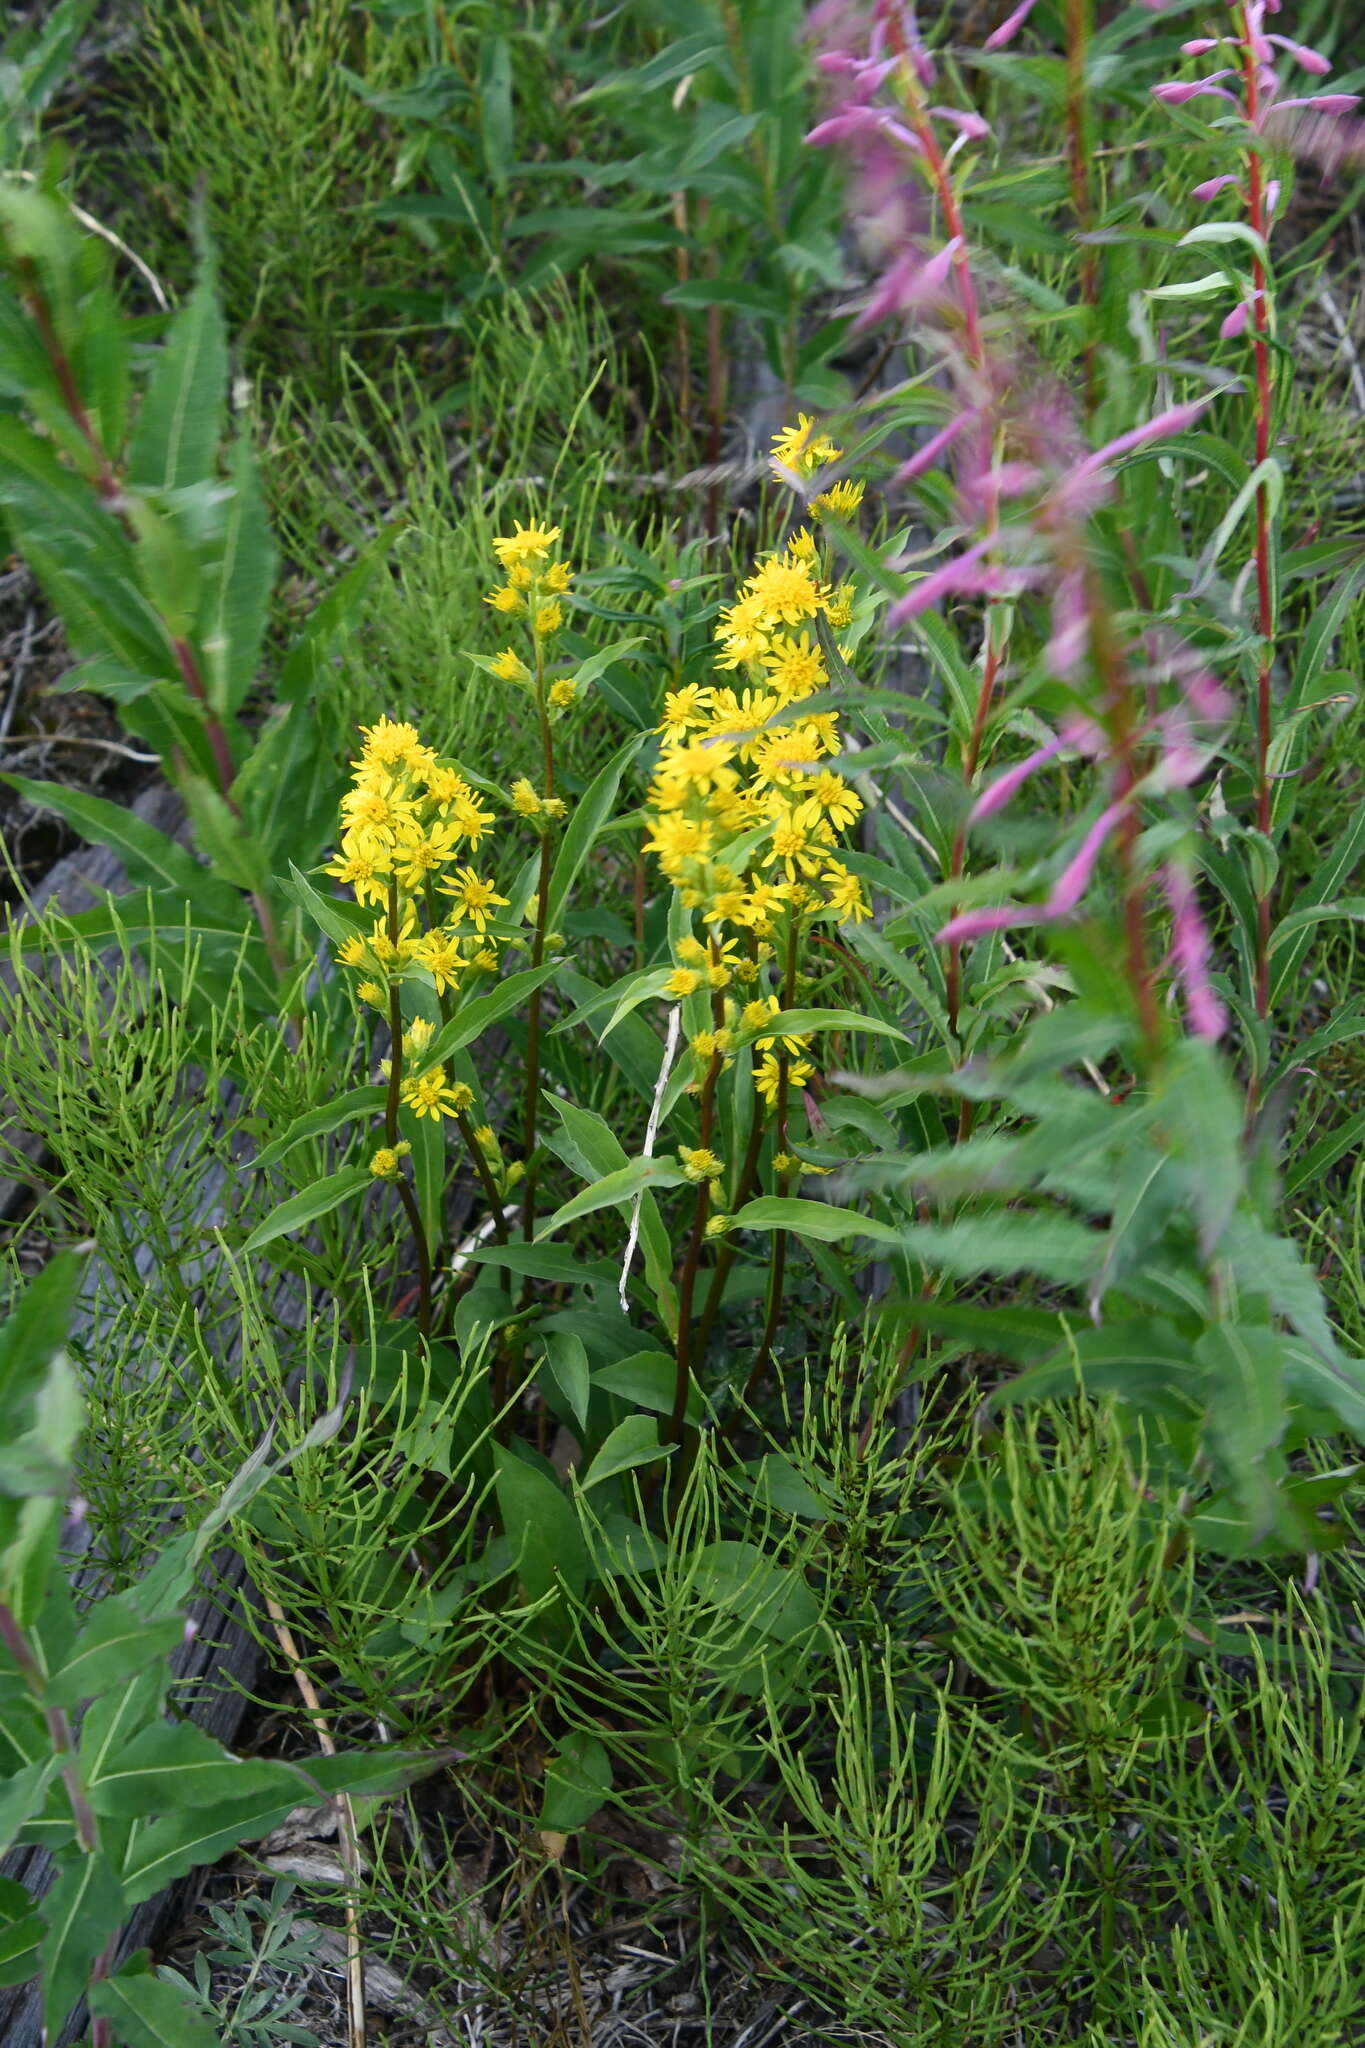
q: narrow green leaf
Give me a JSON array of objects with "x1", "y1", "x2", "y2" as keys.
[
  {"x1": 45, "y1": 1595, "x2": 186, "y2": 1709},
  {"x1": 252, "y1": 1088, "x2": 385, "y2": 1171},
  {"x1": 419, "y1": 963, "x2": 561, "y2": 1069},
  {"x1": 39, "y1": 1848, "x2": 126, "y2": 2042},
  {"x1": 492, "y1": 1447, "x2": 588, "y2": 1612},
  {"x1": 128, "y1": 243, "x2": 226, "y2": 492},
  {"x1": 0, "y1": 1758, "x2": 60, "y2": 1859},
  {"x1": 540, "y1": 1331, "x2": 591, "y2": 1435},
  {"x1": 200, "y1": 423, "x2": 277, "y2": 717},
  {"x1": 538, "y1": 1157, "x2": 688, "y2": 1239},
  {"x1": 87, "y1": 1719, "x2": 290, "y2": 1819},
  {"x1": 545, "y1": 732, "x2": 647, "y2": 934},
  {"x1": 731, "y1": 1196, "x2": 901, "y2": 1245},
  {"x1": 581, "y1": 1415, "x2": 667, "y2": 1489},
  {"x1": 241, "y1": 1167, "x2": 372, "y2": 1253}
]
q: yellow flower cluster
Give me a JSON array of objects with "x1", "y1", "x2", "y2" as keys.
[
  {"x1": 482, "y1": 520, "x2": 579, "y2": 714},
  {"x1": 770, "y1": 414, "x2": 866, "y2": 521},
  {"x1": 328, "y1": 719, "x2": 509, "y2": 1110},
  {"x1": 643, "y1": 447, "x2": 870, "y2": 941}
]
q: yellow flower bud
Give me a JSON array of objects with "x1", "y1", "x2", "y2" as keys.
[
  {"x1": 535, "y1": 601, "x2": 563, "y2": 636},
  {"x1": 549, "y1": 677, "x2": 577, "y2": 710}
]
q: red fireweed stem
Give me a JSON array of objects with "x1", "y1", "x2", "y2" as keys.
[
  {"x1": 1063, "y1": 0, "x2": 1099, "y2": 409},
  {"x1": 1240, "y1": 3, "x2": 1276, "y2": 1018},
  {"x1": 1088, "y1": 575, "x2": 1161, "y2": 1058}
]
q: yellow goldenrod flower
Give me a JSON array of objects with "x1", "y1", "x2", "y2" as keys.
[
  {"x1": 661, "y1": 684, "x2": 715, "y2": 731},
  {"x1": 680, "y1": 1145, "x2": 724, "y2": 1182},
  {"x1": 400, "y1": 1065, "x2": 467, "y2": 1120},
  {"x1": 754, "y1": 1053, "x2": 814, "y2": 1107},
  {"x1": 676, "y1": 935, "x2": 707, "y2": 965},
  {"x1": 337, "y1": 935, "x2": 367, "y2": 968},
  {"x1": 811, "y1": 478, "x2": 866, "y2": 519},
  {"x1": 692, "y1": 1029, "x2": 719, "y2": 1059},
  {"x1": 474, "y1": 1123, "x2": 497, "y2": 1150},
  {"x1": 821, "y1": 859, "x2": 871, "y2": 922},
  {"x1": 511, "y1": 778, "x2": 542, "y2": 817},
  {"x1": 491, "y1": 520, "x2": 562, "y2": 569},
  {"x1": 358, "y1": 717, "x2": 426, "y2": 767},
  {"x1": 469, "y1": 944, "x2": 500, "y2": 971},
  {"x1": 356, "y1": 979, "x2": 386, "y2": 1007},
  {"x1": 704, "y1": 1212, "x2": 731, "y2": 1238},
  {"x1": 544, "y1": 560, "x2": 573, "y2": 593},
  {"x1": 666, "y1": 967, "x2": 702, "y2": 998},
  {"x1": 762, "y1": 631, "x2": 826, "y2": 702},
  {"x1": 402, "y1": 1017, "x2": 435, "y2": 1055},
  {"x1": 543, "y1": 796, "x2": 568, "y2": 821},
  {"x1": 770, "y1": 415, "x2": 842, "y2": 477},
  {"x1": 746, "y1": 554, "x2": 824, "y2": 626},
  {"x1": 486, "y1": 584, "x2": 524, "y2": 614},
  {"x1": 416, "y1": 931, "x2": 463, "y2": 995},
  {"x1": 535, "y1": 601, "x2": 563, "y2": 636},
  {"x1": 549, "y1": 677, "x2": 577, "y2": 710},
  {"x1": 491, "y1": 649, "x2": 530, "y2": 683},
  {"x1": 796, "y1": 772, "x2": 863, "y2": 834},
  {"x1": 444, "y1": 867, "x2": 509, "y2": 932},
  {"x1": 824, "y1": 583, "x2": 855, "y2": 628},
  {"x1": 787, "y1": 526, "x2": 818, "y2": 562},
  {"x1": 370, "y1": 1146, "x2": 400, "y2": 1177},
  {"x1": 452, "y1": 793, "x2": 495, "y2": 847}
]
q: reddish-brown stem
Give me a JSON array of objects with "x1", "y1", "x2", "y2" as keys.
[
  {"x1": 456, "y1": 1107, "x2": 509, "y2": 1247},
  {"x1": 1063, "y1": 0, "x2": 1099, "y2": 409},
  {"x1": 1240, "y1": 8, "x2": 1276, "y2": 1019}
]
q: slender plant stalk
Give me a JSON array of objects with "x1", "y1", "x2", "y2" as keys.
[
  {"x1": 1063, "y1": 0, "x2": 1099, "y2": 410},
  {"x1": 386, "y1": 884, "x2": 432, "y2": 1338},
  {"x1": 1238, "y1": 5, "x2": 1277, "y2": 1022},
  {"x1": 520, "y1": 647, "x2": 557, "y2": 1253}
]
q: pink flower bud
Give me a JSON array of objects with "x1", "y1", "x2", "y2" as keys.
[
  {"x1": 1152, "y1": 72, "x2": 1237, "y2": 105},
  {"x1": 1220, "y1": 299, "x2": 1252, "y2": 339},
  {"x1": 967, "y1": 735, "x2": 1065, "y2": 826},
  {"x1": 1267, "y1": 34, "x2": 1332, "y2": 74},
  {"x1": 983, "y1": 0, "x2": 1042, "y2": 51},
  {"x1": 931, "y1": 106, "x2": 991, "y2": 140},
  {"x1": 1191, "y1": 174, "x2": 1240, "y2": 202},
  {"x1": 1180, "y1": 38, "x2": 1222, "y2": 55},
  {"x1": 1162, "y1": 864, "x2": 1226, "y2": 1039},
  {"x1": 1042, "y1": 801, "x2": 1128, "y2": 919},
  {"x1": 1270, "y1": 93, "x2": 1361, "y2": 117},
  {"x1": 892, "y1": 412, "x2": 975, "y2": 486},
  {"x1": 936, "y1": 905, "x2": 1029, "y2": 945},
  {"x1": 1265, "y1": 179, "x2": 1281, "y2": 218}
]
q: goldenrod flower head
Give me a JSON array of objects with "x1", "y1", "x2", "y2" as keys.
[
  {"x1": 511, "y1": 778, "x2": 542, "y2": 817},
  {"x1": 491, "y1": 649, "x2": 530, "y2": 683},
  {"x1": 543, "y1": 796, "x2": 568, "y2": 821},
  {"x1": 735, "y1": 956, "x2": 761, "y2": 985},
  {"x1": 706, "y1": 962, "x2": 731, "y2": 989},
  {"x1": 443, "y1": 867, "x2": 509, "y2": 931},
  {"x1": 400, "y1": 1065, "x2": 465, "y2": 1121},
  {"x1": 474, "y1": 1123, "x2": 497, "y2": 1151},
  {"x1": 358, "y1": 717, "x2": 426, "y2": 767},
  {"x1": 536, "y1": 601, "x2": 563, "y2": 637},
  {"x1": 745, "y1": 554, "x2": 823, "y2": 627},
  {"x1": 825, "y1": 583, "x2": 855, "y2": 628},
  {"x1": 822, "y1": 858, "x2": 871, "y2": 922},
  {"x1": 509, "y1": 562, "x2": 533, "y2": 589},
  {"x1": 416, "y1": 930, "x2": 464, "y2": 995},
  {"x1": 763, "y1": 631, "x2": 826, "y2": 703},
  {"x1": 812, "y1": 479, "x2": 865, "y2": 520},
  {"x1": 661, "y1": 684, "x2": 715, "y2": 731},
  {"x1": 704, "y1": 1213, "x2": 731, "y2": 1238},
  {"x1": 544, "y1": 560, "x2": 573, "y2": 593},
  {"x1": 369, "y1": 1146, "x2": 400, "y2": 1177},
  {"x1": 787, "y1": 526, "x2": 818, "y2": 562},
  {"x1": 692, "y1": 1029, "x2": 719, "y2": 1059},
  {"x1": 666, "y1": 967, "x2": 702, "y2": 998},
  {"x1": 549, "y1": 677, "x2": 577, "y2": 710},
  {"x1": 357, "y1": 979, "x2": 386, "y2": 1007},
  {"x1": 773, "y1": 1151, "x2": 798, "y2": 1176},
  {"x1": 486, "y1": 584, "x2": 524, "y2": 614},
  {"x1": 470, "y1": 943, "x2": 500, "y2": 972},
  {"x1": 452, "y1": 793, "x2": 494, "y2": 847},
  {"x1": 338, "y1": 935, "x2": 367, "y2": 968},
  {"x1": 402, "y1": 1017, "x2": 435, "y2": 1056},
  {"x1": 676, "y1": 936, "x2": 707, "y2": 965},
  {"x1": 680, "y1": 1145, "x2": 724, "y2": 1182},
  {"x1": 771, "y1": 415, "x2": 842, "y2": 478},
  {"x1": 492, "y1": 520, "x2": 562, "y2": 569},
  {"x1": 754, "y1": 1052, "x2": 814, "y2": 1107}
]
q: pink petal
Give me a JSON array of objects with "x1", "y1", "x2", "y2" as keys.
[
  {"x1": 1042, "y1": 800, "x2": 1128, "y2": 919},
  {"x1": 1267, "y1": 35, "x2": 1333, "y2": 74},
  {"x1": 967, "y1": 735, "x2": 1065, "y2": 825},
  {"x1": 983, "y1": 0, "x2": 1041, "y2": 51},
  {"x1": 1220, "y1": 300, "x2": 1252, "y2": 339},
  {"x1": 892, "y1": 412, "x2": 976, "y2": 485},
  {"x1": 1191, "y1": 173, "x2": 1240, "y2": 202},
  {"x1": 935, "y1": 905, "x2": 1029, "y2": 944},
  {"x1": 1152, "y1": 73, "x2": 1237, "y2": 105},
  {"x1": 1162, "y1": 864, "x2": 1226, "y2": 1039}
]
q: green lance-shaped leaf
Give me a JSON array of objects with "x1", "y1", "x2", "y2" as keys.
[
  {"x1": 87, "y1": 1718, "x2": 303, "y2": 1820},
  {"x1": 416, "y1": 962, "x2": 562, "y2": 1070},
  {"x1": 544, "y1": 729, "x2": 647, "y2": 934},
  {"x1": 39, "y1": 1847, "x2": 127, "y2": 2044},
  {"x1": 241, "y1": 1166, "x2": 372, "y2": 1253},
  {"x1": 492, "y1": 1446, "x2": 588, "y2": 1614},
  {"x1": 731, "y1": 1196, "x2": 902, "y2": 1246},
  {"x1": 128, "y1": 236, "x2": 227, "y2": 493},
  {"x1": 0, "y1": 1870, "x2": 44, "y2": 1989},
  {"x1": 199, "y1": 424, "x2": 277, "y2": 718},
  {"x1": 89, "y1": 1951, "x2": 222, "y2": 2048},
  {"x1": 540, "y1": 1331, "x2": 591, "y2": 1435},
  {"x1": 537, "y1": 1156, "x2": 689, "y2": 1240},
  {"x1": 282, "y1": 862, "x2": 370, "y2": 946},
  {"x1": 0, "y1": 1758, "x2": 61, "y2": 1860},
  {"x1": 593, "y1": 1350, "x2": 704, "y2": 1424},
  {"x1": 0, "y1": 1249, "x2": 85, "y2": 1420},
  {"x1": 252, "y1": 1087, "x2": 387, "y2": 1171},
  {"x1": 581, "y1": 1415, "x2": 668, "y2": 1490},
  {"x1": 44, "y1": 1592, "x2": 187, "y2": 1710},
  {"x1": 0, "y1": 776, "x2": 248, "y2": 924}
]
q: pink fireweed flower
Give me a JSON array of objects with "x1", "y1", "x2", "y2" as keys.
[
  {"x1": 888, "y1": 540, "x2": 1038, "y2": 625},
  {"x1": 1152, "y1": 72, "x2": 1238, "y2": 105},
  {"x1": 967, "y1": 735, "x2": 1066, "y2": 826},
  {"x1": 983, "y1": 0, "x2": 1042, "y2": 50},
  {"x1": 1268, "y1": 93, "x2": 1361, "y2": 119},
  {"x1": 1161, "y1": 864, "x2": 1226, "y2": 1039},
  {"x1": 1191, "y1": 173, "x2": 1241, "y2": 202},
  {"x1": 1043, "y1": 800, "x2": 1130, "y2": 919},
  {"x1": 1220, "y1": 294, "x2": 1263, "y2": 339},
  {"x1": 892, "y1": 411, "x2": 978, "y2": 486},
  {"x1": 855, "y1": 233, "x2": 961, "y2": 328},
  {"x1": 1266, "y1": 35, "x2": 1333, "y2": 75},
  {"x1": 1047, "y1": 399, "x2": 1213, "y2": 521},
  {"x1": 936, "y1": 903, "x2": 1032, "y2": 945}
]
